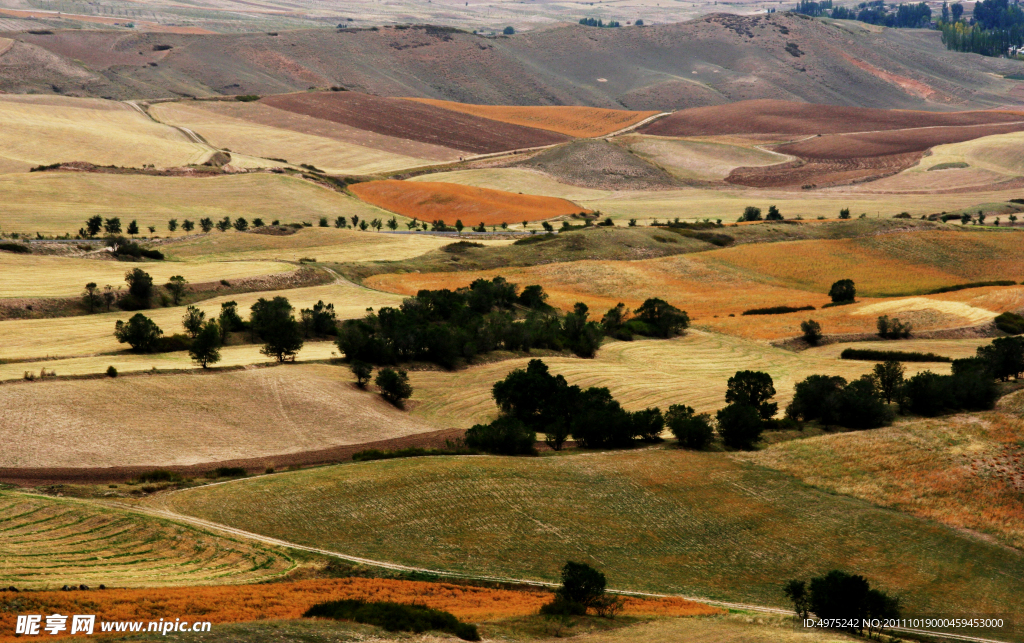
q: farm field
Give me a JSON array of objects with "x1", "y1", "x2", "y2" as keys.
[
  {"x1": 0, "y1": 254, "x2": 294, "y2": 298},
  {"x1": 510, "y1": 139, "x2": 681, "y2": 191},
  {"x1": 0, "y1": 364, "x2": 437, "y2": 468},
  {"x1": 260, "y1": 92, "x2": 569, "y2": 154},
  {"x1": 161, "y1": 448, "x2": 1024, "y2": 630},
  {"x1": 161, "y1": 227, "x2": 512, "y2": 263},
  {"x1": 148, "y1": 102, "x2": 438, "y2": 175},
  {"x1": 349, "y1": 180, "x2": 589, "y2": 226},
  {"x1": 0, "y1": 279, "x2": 404, "y2": 362},
  {"x1": 0, "y1": 95, "x2": 210, "y2": 174},
  {"x1": 404, "y1": 333, "x2": 954, "y2": 429},
  {"x1": 746, "y1": 402, "x2": 1024, "y2": 550},
  {"x1": 0, "y1": 491, "x2": 293, "y2": 589},
  {"x1": 621, "y1": 135, "x2": 788, "y2": 182},
  {"x1": 803, "y1": 337, "x2": 994, "y2": 361},
  {"x1": 775, "y1": 122, "x2": 1024, "y2": 160},
  {"x1": 0, "y1": 172, "x2": 381, "y2": 237},
  {"x1": 403, "y1": 99, "x2": 660, "y2": 137}
]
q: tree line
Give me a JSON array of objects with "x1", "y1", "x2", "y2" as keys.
[{"x1": 796, "y1": 0, "x2": 931, "y2": 27}]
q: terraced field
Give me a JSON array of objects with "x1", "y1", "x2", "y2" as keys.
[
  {"x1": 0, "y1": 492, "x2": 293, "y2": 588},
  {"x1": 0, "y1": 254, "x2": 293, "y2": 298},
  {"x1": 404, "y1": 99, "x2": 659, "y2": 137},
  {"x1": 349, "y1": 180, "x2": 588, "y2": 226},
  {"x1": 0, "y1": 364, "x2": 437, "y2": 468},
  {"x1": 0, "y1": 95, "x2": 209, "y2": 174},
  {"x1": 0, "y1": 172, "x2": 377, "y2": 237},
  {"x1": 163, "y1": 449, "x2": 1024, "y2": 631},
  {"x1": 622, "y1": 136, "x2": 788, "y2": 182}
]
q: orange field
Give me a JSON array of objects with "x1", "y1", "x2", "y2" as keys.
[
  {"x1": 403, "y1": 99, "x2": 659, "y2": 137},
  {"x1": 0, "y1": 578, "x2": 720, "y2": 641},
  {"x1": 349, "y1": 180, "x2": 589, "y2": 226}
]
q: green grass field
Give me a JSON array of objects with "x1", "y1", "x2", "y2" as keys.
[
  {"x1": 0, "y1": 491, "x2": 293, "y2": 588},
  {"x1": 162, "y1": 449, "x2": 1024, "y2": 633}
]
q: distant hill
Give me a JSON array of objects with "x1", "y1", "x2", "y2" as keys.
[{"x1": 1, "y1": 14, "x2": 1022, "y2": 109}]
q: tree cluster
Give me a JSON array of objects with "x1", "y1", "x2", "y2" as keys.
[
  {"x1": 786, "y1": 370, "x2": 895, "y2": 429},
  {"x1": 876, "y1": 314, "x2": 912, "y2": 339},
  {"x1": 940, "y1": 0, "x2": 1024, "y2": 56},
  {"x1": 784, "y1": 571, "x2": 900, "y2": 637},
  {"x1": 540, "y1": 562, "x2": 621, "y2": 618},
  {"x1": 798, "y1": 0, "x2": 931, "y2": 27}
]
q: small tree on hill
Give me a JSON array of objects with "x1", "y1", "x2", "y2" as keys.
[
  {"x1": 124, "y1": 268, "x2": 154, "y2": 308},
  {"x1": 350, "y1": 360, "x2": 373, "y2": 388},
  {"x1": 168, "y1": 219, "x2": 178, "y2": 232},
  {"x1": 716, "y1": 403, "x2": 763, "y2": 450},
  {"x1": 165, "y1": 275, "x2": 187, "y2": 305},
  {"x1": 375, "y1": 367, "x2": 412, "y2": 407},
  {"x1": 233, "y1": 217, "x2": 249, "y2": 232},
  {"x1": 189, "y1": 321, "x2": 222, "y2": 368},
  {"x1": 666, "y1": 404, "x2": 713, "y2": 450},
  {"x1": 335, "y1": 216, "x2": 346, "y2": 228},
  {"x1": 182, "y1": 305, "x2": 206, "y2": 338},
  {"x1": 503, "y1": 25, "x2": 515, "y2": 34},
  {"x1": 873, "y1": 360, "x2": 905, "y2": 404},
  {"x1": 200, "y1": 217, "x2": 214, "y2": 233},
  {"x1": 104, "y1": 217, "x2": 122, "y2": 234},
  {"x1": 83, "y1": 282, "x2": 100, "y2": 314},
  {"x1": 766, "y1": 205, "x2": 783, "y2": 220},
  {"x1": 725, "y1": 370, "x2": 778, "y2": 420},
  {"x1": 251, "y1": 296, "x2": 304, "y2": 362},
  {"x1": 127, "y1": 220, "x2": 139, "y2": 237},
  {"x1": 783, "y1": 580, "x2": 811, "y2": 620},
  {"x1": 182, "y1": 219, "x2": 195, "y2": 232},
  {"x1": 801, "y1": 319, "x2": 823, "y2": 345},
  {"x1": 839, "y1": 207, "x2": 851, "y2": 219},
  {"x1": 632, "y1": 298, "x2": 689, "y2": 337},
  {"x1": 114, "y1": 313, "x2": 163, "y2": 352},
  {"x1": 86, "y1": 215, "x2": 103, "y2": 237},
  {"x1": 741, "y1": 206, "x2": 762, "y2": 222},
  {"x1": 455, "y1": 219, "x2": 464, "y2": 234},
  {"x1": 387, "y1": 216, "x2": 398, "y2": 231},
  {"x1": 828, "y1": 279, "x2": 856, "y2": 304}
]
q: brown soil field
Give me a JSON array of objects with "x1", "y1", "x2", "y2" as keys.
[
  {"x1": 403, "y1": 98, "x2": 659, "y2": 137},
  {"x1": 509, "y1": 139, "x2": 681, "y2": 191},
  {"x1": 774, "y1": 122, "x2": 1024, "y2": 159},
  {"x1": 641, "y1": 99, "x2": 1024, "y2": 138},
  {"x1": 726, "y1": 153, "x2": 924, "y2": 188},
  {"x1": 260, "y1": 92, "x2": 569, "y2": 154},
  {"x1": 349, "y1": 180, "x2": 588, "y2": 225},
  {"x1": 0, "y1": 364, "x2": 439, "y2": 469}
]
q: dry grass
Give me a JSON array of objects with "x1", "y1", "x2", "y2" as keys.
[
  {"x1": 0, "y1": 172, "x2": 380, "y2": 237},
  {"x1": 0, "y1": 253, "x2": 293, "y2": 298},
  {"x1": 161, "y1": 227, "x2": 510, "y2": 263},
  {"x1": 149, "y1": 102, "x2": 437, "y2": 174},
  {"x1": 0, "y1": 95, "x2": 210, "y2": 173},
  {"x1": 803, "y1": 337, "x2": 993, "y2": 361},
  {"x1": 746, "y1": 408, "x2": 1024, "y2": 549},
  {"x1": 622, "y1": 135, "x2": 787, "y2": 182},
  {"x1": 163, "y1": 448, "x2": 1024, "y2": 626},
  {"x1": 0, "y1": 279, "x2": 404, "y2": 362},
  {"x1": 403, "y1": 98, "x2": 658, "y2": 137},
  {"x1": 405, "y1": 332, "x2": 951, "y2": 429},
  {"x1": 0, "y1": 364, "x2": 437, "y2": 468},
  {"x1": 572, "y1": 614, "x2": 857, "y2": 643},
  {"x1": 349, "y1": 180, "x2": 588, "y2": 226},
  {"x1": 0, "y1": 491, "x2": 293, "y2": 589}
]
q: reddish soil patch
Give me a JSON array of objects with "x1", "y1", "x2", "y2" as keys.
[
  {"x1": 727, "y1": 152, "x2": 924, "y2": 188},
  {"x1": 260, "y1": 92, "x2": 570, "y2": 154},
  {"x1": 774, "y1": 122, "x2": 1024, "y2": 159},
  {"x1": 641, "y1": 99, "x2": 1024, "y2": 138}
]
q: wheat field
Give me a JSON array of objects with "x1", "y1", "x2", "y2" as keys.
[
  {"x1": 0, "y1": 253, "x2": 293, "y2": 298},
  {"x1": 0, "y1": 491, "x2": 293, "y2": 588},
  {"x1": 622, "y1": 136, "x2": 788, "y2": 181},
  {"x1": 0, "y1": 95, "x2": 210, "y2": 173},
  {"x1": 0, "y1": 172, "x2": 380, "y2": 237}
]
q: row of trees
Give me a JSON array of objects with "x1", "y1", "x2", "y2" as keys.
[
  {"x1": 84, "y1": 268, "x2": 187, "y2": 313},
  {"x1": 81, "y1": 216, "x2": 268, "y2": 238},
  {"x1": 784, "y1": 571, "x2": 900, "y2": 636},
  {"x1": 796, "y1": 0, "x2": 931, "y2": 27},
  {"x1": 939, "y1": 0, "x2": 1024, "y2": 55}
]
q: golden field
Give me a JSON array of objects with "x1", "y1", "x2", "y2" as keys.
[
  {"x1": 621, "y1": 135, "x2": 788, "y2": 182},
  {"x1": 0, "y1": 95, "x2": 209, "y2": 173},
  {"x1": 0, "y1": 253, "x2": 293, "y2": 298},
  {"x1": 403, "y1": 98, "x2": 659, "y2": 137},
  {"x1": 349, "y1": 179, "x2": 588, "y2": 226}
]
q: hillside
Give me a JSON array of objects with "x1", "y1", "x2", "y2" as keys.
[
  {"x1": 509, "y1": 139, "x2": 681, "y2": 190},
  {"x1": 0, "y1": 16, "x2": 1020, "y2": 109}
]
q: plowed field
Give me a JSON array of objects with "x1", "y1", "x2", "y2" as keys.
[{"x1": 349, "y1": 180, "x2": 588, "y2": 225}]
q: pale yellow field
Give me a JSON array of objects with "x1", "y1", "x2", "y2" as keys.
[
  {"x1": 0, "y1": 94, "x2": 210, "y2": 172},
  {"x1": 406, "y1": 331, "x2": 951, "y2": 429},
  {"x1": 0, "y1": 253, "x2": 293, "y2": 298},
  {"x1": 0, "y1": 364, "x2": 438, "y2": 468},
  {"x1": 573, "y1": 614, "x2": 856, "y2": 643},
  {"x1": 161, "y1": 227, "x2": 511, "y2": 263},
  {"x1": 803, "y1": 337, "x2": 993, "y2": 361},
  {"x1": 912, "y1": 131, "x2": 1024, "y2": 176},
  {"x1": 0, "y1": 279, "x2": 405, "y2": 362},
  {"x1": 622, "y1": 135, "x2": 788, "y2": 181},
  {"x1": 149, "y1": 102, "x2": 435, "y2": 175},
  {"x1": 0, "y1": 172, "x2": 387, "y2": 237}
]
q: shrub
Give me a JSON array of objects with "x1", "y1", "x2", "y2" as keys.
[
  {"x1": 235, "y1": 94, "x2": 260, "y2": 102},
  {"x1": 303, "y1": 600, "x2": 479, "y2": 641},
  {"x1": 114, "y1": 314, "x2": 163, "y2": 352},
  {"x1": 876, "y1": 315, "x2": 912, "y2": 339},
  {"x1": 539, "y1": 596, "x2": 586, "y2": 616},
  {"x1": 555, "y1": 561, "x2": 606, "y2": 609},
  {"x1": 0, "y1": 242, "x2": 30, "y2": 254},
  {"x1": 786, "y1": 374, "x2": 892, "y2": 429},
  {"x1": 155, "y1": 333, "x2": 192, "y2": 352},
  {"x1": 840, "y1": 348, "x2": 950, "y2": 362},
  {"x1": 742, "y1": 305, "x2": 814, "y2": 316},
  {"x1": 828, "y1": 279, "x2": 856, "y2": 304},
  {"x1": 136, "y1": 470, "x2": 182, "y2": 483},
  {"x1": 106, "y1": 366, "x2": 118, "y2": 378},
  {"x1": 800, "y1": 319, "x2": 822, "y2": 345},
  {"x1": 441, "y1": 241, "x2": 484, "y2": 253},
  {"x1": 210, "y1": 467, "x2": 246, "y2": 478},
  {"x1": 465, "y1": 416, "x2": 537, "y2": 455},
  {"x1": 352, "y1": 445, "x2": 476, "y2": 462},
  {"x1": 375, "y1": 367, "x2": 412, "y2": 407},
  {"x1": 995, "y1": 311, "x2": 1024, "y2": 335},
  {"x1": 666, "y1": 404, "x2": 713, "y2": 449},
  {"x1": 929, "y1": 280, "x2": 1016, "y2": 294},
  {"x1": 902, "y1": 370, "x2": 997, "y2": 416},
  {"x1": 350, "y1": 360, "x2": 372, "y2": 388},
  {"x1": 716, "y1": 403, "x2": 763, "y2": 450}
]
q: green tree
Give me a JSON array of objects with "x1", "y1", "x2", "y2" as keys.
[
  {"x1": 199, "y1": 217, "x2": 214, "y2": 233},
  {"x1": 218, "y1": 300, "x2": 243, "y2": 338},
  {"x1": 766, "y1": 205, "x2": 783, "y2": 220},
  {"x1": 666, "y1": 404, "x2": 713, "y2": 449},
  {"x1": 124, "y1": 268, "x2": 154, "y2": 307},
  {"x1": 503, "y1": 25, "x2": 515, "y2": 34},
  {"x1": 167, "y1": 218, "x2": 179, "y2": 232},
  {"x1": 465, "y1": 416, "x2": 536, "y2": 455},
  {"x1": 335, "y1": 216, "x2": 346, "y2": 228},
  {"x1": 251, "y1": 296, "x2": 304, "y2": 362},
  {"x1": 83, "y1": 282, "x2": 100, "y2": 313},
  {"x1": 300, "y1": 300, "x2": 337, "y2": 337},
  {"x1": 233, "y1": 217, "x2": 249, "y2": 232},
  {"x1": 104, "y1": 217, "x2": 122, "y2": 234},
  {"x1": 350, "y1": 360, "x2": 373, "y2": 388},
  {"x1": 716, "y1": 403, "x2": 763, "y2": 450},
  {"x1": 102, "y1": 285, "x2": 116, "y2": 311},
  {"x1": 127, "y1": 220, "x2": 139, "y2": 237},
  {"x1": 182, "y1": 219, "x2": 195, "y2": 232},
  {"x1": 828, "y1": 279, "x2": 856, "y2": 303},
  {"x1": 455, "y1": 219, "x2": 464, "y2": 234},
  {"x1": 375, "y1": 367, "x2": 412, "y2": 407},
  {"x1": 165, "y1": 275, "x2": 187, "y2": 305},
  {"x1": 725, "y1": 370, "x2": 777, "y2": 420},
  {"x1": 216, "y1": 216, "x2": 232, "y2": 232},
  {"x1": 839, "y1": 207, "x2": 851, "y2": 219},
  {"x1": 800, "y1": 319, "x2": 822, "y2": 345},
  {"x1": 182, "y1": 305, "x2": 206, "y2": 339},
  {"x1": 85, "y1": 215, "x2": 103, "y2": 237},
  {"x1": 741, "y1": 206, "x2": 762, "y2": 222},
  {"x1": 632, "y1": 298, "x2": 689, "y2": 337},
  {"x1": 387, "y1": 216, "x2": 398, "y2": 231},
  {"x1": 350, "y1": 215, "x2": 360, "y2": 228},
  {"x1": 557, "y1": 561, "x2": 606, "y2": 609},
  {"x1": 319, "y1": 216, "x2": 328, "y2": 227},
  {"x1": 783, "y1": 580, "x2": 811, "y2": 620},
  {"x1": 114, "y1": 313, "x2": 163, "y2": 352},
  {"x1": 189, "y1": 321, "x2": 222, "y2": 368}
]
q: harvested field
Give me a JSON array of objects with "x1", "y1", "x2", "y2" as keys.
[
  {"x1": 571, "y1": 614, "x2": 858, "y2": 643},
  {"x1": 349, "y1": 180, "x2": 588, "y2": 226},
  {"x1": 0, "y1": 279, "x2": 404, "y2": 362},
  {"x1": 622, "y1": 135, "x2": 787, "y2": 182},
  {"x1": 0, "y1": 578, "x2": 716, "y2": 643},
  {"x1": 0, "y1": 253, "x2": 293, "y2": 298},
  {"x1": 726, "y1": 152, "x2": 924, "y2": 188},
  {"x1": 0, "y1": 172, "x2": 380, "y2": 237},
  {"x1": 149, "y1": 102, "x2": 441, "y2": 174},
  {"x1": 0, "y1": 491, "x2": 292, "y2": 589},
  {"x1": 803, "y1": 337, "x2": 993, "y2": 361},
  {"x1": 0, "y1": 364, "x2": 438, "y2": 469},
  {"x1": 260, "y1": 92, "x2": 569, "y2": 154},
  {"x1": 775, "y1": 122, "x2": 1024, "y2": 160},
  {"x1": 869, "y1": 131, "x2": 1024, "y2": 193},
  {"x1": 0, "y1": 94, "x2": 209, "y2": 173},
  {"x1": 409, "y1": 168, "x2": 611, "y2": 202},
  {"x1": 640, "y1": 99, "x2": 1024, "y2": 138},
  {"x1": 164, "y1": 448, "x2": 1024, "y2": 630},
  {"x1": 509, "y1": 139, "x2": 681, "y2": 190},
  {"x1": 404, "y1": 98, "x2": 659, "y2": 137},
  {"x1": 747, "y1": 409, "x2": 1024, "y2": 550}
]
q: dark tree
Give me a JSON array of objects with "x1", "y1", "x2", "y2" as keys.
[
  {"x1": 114, "y1": 313, "x2": 163, "y2": 352},
  {"x1": 182, "y1": 219, "x2": 195, "y2": 232},
  {"x1": 233, "y1": 217, "x2": 249, "y2": 232},
  {"x1": 873, "y1": 360, "x2": 905, "y2": 404},
  {"x1": 165, "y1": 275, "x2": 187, "y2": 305},
  {"x1": 124, "y1": 268, "x2": 154, "y2": 308},
  {"x1": 742, "y1": 206, "x2": 762, "y2": 222},
  {"x1": 601, "y1": 303, "x2": 628, "y2": 336},
  {"x1": 189, "y1": 321, "x2": 222, "y2": 368},
  {"x1": 839, "y1": 207, "x2": 851, "y2": 219},
  {"x1": 800, "y1": 319, "x2": 822, "y2": 345},
  {"x1": 632, "y1": 298, "x2": 689, "y2": 338},
  {"x1": 375, "y1": 367, "x2": 412, "y2": 407},
  {"x1": 465, "y1": 416, "x2": 537, "y2": 455},
  {"x1": 167, "y1": 219, "x2": 178, "y2": 232},
  {"x1": 716, "y1": 403, "x2": 763, "y2": 450},
  {"x1": 557, "y1": 562, "x2": 606, "y2": 608},
  {"x1": 300, "y1": 300, "x2": 337, "y2": 337},
  {"x1": 828, "y1": 279, "x2": 856, "y2": 304},
  {"x1": 631, "y1": 407, "x2": 665, "y2": 441},
  {"x1": 666, "y1": 404, "x2": 713, "y2": 449},
  {"x1": 725, "y1": 370, "x2": 777, "y2": 420},
  {"x1": 350, "y1": 360, "x2": 373, "y2": 388},
  {"x1": 251, "y1": 296, "x2": 304, "y2": 362},
  {"x1": 786, "y1": 374, "x2": 846, "y2": 423},
  {"x1": 182, "y1": 305, "x2": 206, "y2": 338},
  {"x1": 387, "y1": 217, "x2": 398, "y2": 231},
  {"x1": 319, "y1": 217, "x2": 328, "y2": 227},
  {"x1": 86, "y1": 215, "x2": 103, "y2": 237},
  {"x1": 503, "y1": 25, "x2": 515, "y2": 34},
  {"x1": 216, "y1": 217, "x2": 231, "y2": 232},
  {"x1": 102, "y1": 285, "x2": 116, "y2": 312},
  {"x1": 335, "y1": 216, "x2": 346, "y2": 228},
  {"x1": 518, "y1": 285, "x2": 549, "y2": 309},
  {"x1": 218, "y1": 300, "x2": 244, "y2": 337},
  {"x1": 455, "y1": 219, "x2": 465, "y2": 234},
  {"x1": 83, "y1": 282, "x2": 100, "y2": 313},
  {"x1": 783, "y1": 580, "x2": 811, "y2": 620},
  {"x1": 766, "y1": 205, "x2": 783, "y2": 221},
  {"x1": 127, "y1": 220, "x2": 139, "y2": 237},
  {"x1": 199, "y1": 217, "x2": 214, "y2": 233},
  {"x1": 104, "y1": 217, "x2": 122, "y2": 234}
]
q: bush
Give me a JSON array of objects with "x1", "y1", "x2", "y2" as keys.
[
  {"x1": 135, "y1": 470, "x2": 182, "y2": 483},
  {"x1": 929, "y1": 280, "x2": 1016, "y2": 294},
  {"x1": 155, "y1": 333, "x2": 192, "y2": 353},
  {"x1": 235, "y1": 94, "x2": 260, "y2": 101},
  {"x1": 800, "y1": 319, "x2": 823, "y2": 345},
  {"x1": 441, "y1": 241, "x2": 484, "y2": 253},
  {"x1": 995, "y1": 311, "x2": 1024, "y2": 335},
  {"x1": 666, "y1": 405, "x2": 713, "y2": 449},
  {"x1": 840, "y1": 348, "x2": 950, "y2": 362},
  {"x1": 828, "y1": 279, "x2": 856, "y2": 304},
  {"x1": 0, "y1": 242, "x2": 31, "y2": 254},
  {"x1": 716, "y1": 403, "x2": 763, "y2": 450},
  {"x1": 787, "y1": 374, "x2": 893, "y2": 429},
  {"x1": 876, "y1": 315, "x2": 912, "y2": 339},
  {"x1": 350, "y1": 360, "x2": 372, "y2": 388},
  {"x1": 352, "y1": 445, "x2": 476, "y2": 461},
  {"x1": 304, "y1": 600, "x2": 479, "y2": 641},
  {"x1": 210, "y1": 467, "x2": 246, "y2": 478},
  {"x1": 555, "y1": 561, "x2": 606, "y2": 609},
  {"x1": 902, "y1": 370, "x2": 997, "y2": 416},
  {"x1": 539, "y1": 596, "x2": 587, "y2": 616},
  {"x1": 114, "y1": 313, "x2": 163, "y2": 352},
  {"x1": 106, "y1": 366, "x2": 118, "y2": 378},
  {"x1": 742, "y1": 305, "x2": 814, "y2": 315},
  {"x1": 375, "y1": 367, "x2": 413, "y2": 407},
  {"x1": 465, "y1": 416, "x2": 537, "y2": 455}
]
